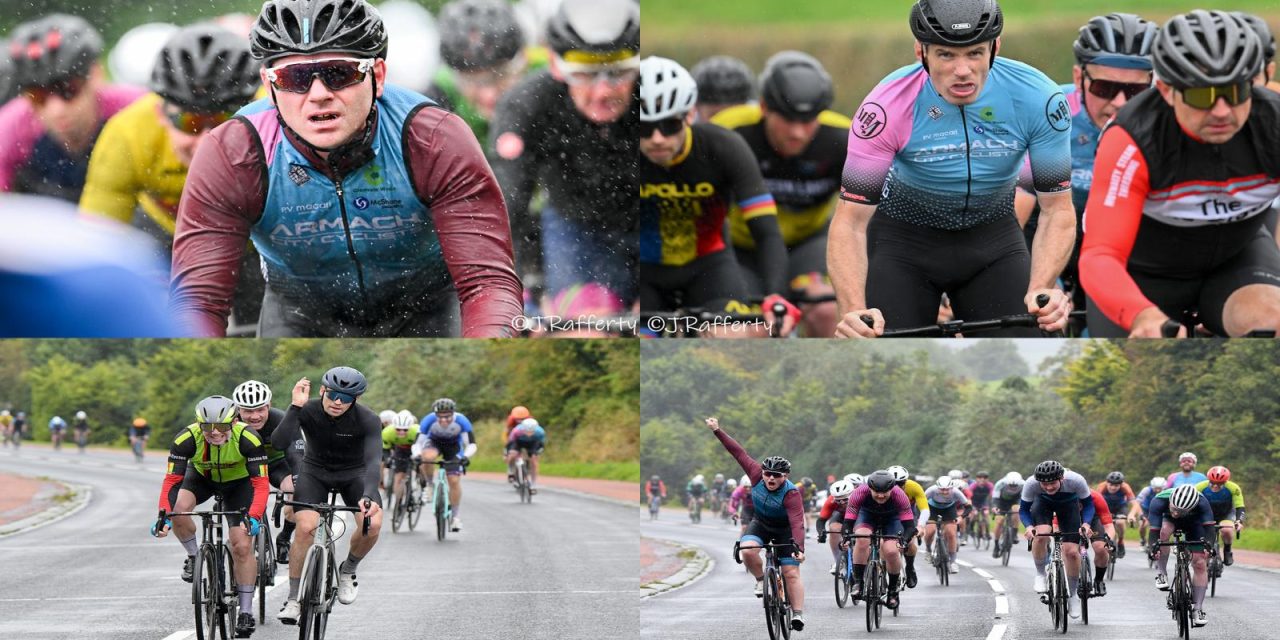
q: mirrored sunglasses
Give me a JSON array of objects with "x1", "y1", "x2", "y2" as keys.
[
  {"x1": 324, "y1": 389, "x2": 356, "y2": 404},
  {"x1": 266, "y1": 57, "x2": 374, "y2": 93},
  {"x1": 1180, "y1": 82, "x2": 1252, "y2": 110}
]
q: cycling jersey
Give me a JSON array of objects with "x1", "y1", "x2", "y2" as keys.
[
  {"x1": 382, "y1": 425, "x2": 417, "y2": 451},
  {"x1": 129, "y1": 425, "x2": 151, "y2": 439},
  {"x1": 710, "y1": 104, "x2": 850, "y2": 248},
  {"x1": 270, "y1": 400, "x2": 383, "y2": 501},
  {"x1": 1137, "y1": 486, "x2": 1158, "y2": 513},
  {"x1": 899, "y1": 479, "x2": 928, "y2": 514},
  {"x1": 1096, "y1": 481, "x2": 1135, "y2": 514},
  {"x1": 844, "y1": 484, "x2": 915, "y2": 526},
  {"x1": 509, "y1": 422, "x2": 545, "y2": 442},
  {"x1": 169, "y1": 84, "x2": 521, "y2": 337},
  {"x1": 1167, "y1": 471, "x2": 1208, "y2": 489},
  {"x1": 841, "y1": 58, "x2": 1072, "y2": 230},
  {"x1": 818, "y1": 495, "x2": 849, "y2": 521},
  {"x1": 419, "y1": 412, "x2": 475, "y2": 449},
  {"x1": 1194, "y1": 480, "x2": 1245, "y2": 519},
  {"x1": 1147, "y1": 489, "x2": 1214, "y2": 531},
  {"x1": 687, "y1": 481, "x2": 707, "y2": 497},
  {"x1": 159, "y1": 423, "x2": 270, "y2": 519},
  {"x1": 1087, "y1": 490, "x2": 1114, "y2": 526},
  {"x1": 48, "y1": 418, "x2": 66, "y2": 431},
  {"x1": 244, "y1": 407, "x2": 287, "y2": 464},
  {"x1": 966, "y1": 479, "x2": 994, "y2": 507},
  {"x1": 1019, "y1": 469, "x2": 1095, "y2": 528},
  {"x1": 1080, "y1": 88, "x2": 1280, "y2": 333},
  {"x1": 0, "y1": 85, "x2": 144, "y2": 201},
  {"x1": 646, "y1": 480, "x2": 666, "y2": 498},
  {"x1": 713, "y1": 428, "x2": 804, "y2": 551},
  {"x1": 72, "y1": 419, "x2": 89, "y2": 433},
  {"x1": 925, "y1": 485, "x2": 971, "y2": 509},
  {"x1": 992, "y1": 479, "x2": 1023, "y2": 503}
]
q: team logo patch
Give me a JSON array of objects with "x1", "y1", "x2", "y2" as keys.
[
  {"x1": 496, "y1": 132, "x2": 524, "y2": 160},
  {"x1": 288, "y1": 164, "x2": 310, "y2": 186},
  {"x1": 854, "y1": 102, "x2": 887, "y2": 139},
  {"x1": 1045, "y1": 92, "x2": 1071, "y2": 132},
  {"x1": 362, "y1": 165, "x2": 384, "y2": 187},
  {"x1": 973, "y1": 125, "x2": 985, "y2": 134},
  {"x1": 927, "y1": 105, "x2": 944, "y2": 120},
  {"x1": 979, "y1": 106, "x2": 997, "y2": 122},
  {"x1": 354, "y1": 196, "x2": 370, "y2": 210}
]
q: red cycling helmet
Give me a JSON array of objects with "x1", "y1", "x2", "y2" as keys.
[{"x1": 1206, "y1": 466, "x2": 1230, "y2": 484}]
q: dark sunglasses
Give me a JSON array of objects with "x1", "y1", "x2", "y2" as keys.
[
  {"x1": 199, "y1": 422, "x2": 234, "y2": 433},
  {"x1": 164, "y1": 105, "x2": 234, "y2": 135},
  {"x1": 23, "y1": 76, "x2": 87, "y2": 105},
  {"x1": 266, "y1": 57, "x2": 374, "y2": 94},
  {"x1": 762, "y1": 470, "x2": 785, "y2": 479},
  {"x1": 1180, "y1": 82, "x2": 1252, "y2": 110},
  {"x1": 324, "y1": 389, "x2": 357, "y2": 404},
  {"x1": 1083, "y1": 69, "x2": 1150, "y2": 101},
  {"x1": 639, "y1": 117, "x2": 684, "y2": 139}
]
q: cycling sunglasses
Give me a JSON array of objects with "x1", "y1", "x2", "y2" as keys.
[
  {"x1": 23, "y1": 76, "x2": 87, "y2": 105},
  {"x1": 762, "y1": 471, "x2": 786, "y2": 479},
  {"x1": 639, "y1": 117, "x2": 684, "y2": 138},
  {"x1": 1083, "y1": 69, "x2": 1150, "y2": 101},
  {"x1": 1180, "y1": 82, "x2": 1252, "y2": 110},
  {"x1": 265, "y1": 57, "x2": 374, "y2": 94},
  {"x1": 558, "y1": 57, "x2": 640, "y2": 87},
  {"x1": 164, "y1": 104, "x2": 234, "y2": 135},
  {"x1": 324, "y1": 389, "x2": 357, "y2": 404},
  {"x1": 199, "y1": 422, "x2": 234, "y2": 433}
]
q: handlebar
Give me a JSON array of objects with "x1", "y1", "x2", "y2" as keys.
[{"x1": 283, "y1": 500, "x2": 372, "y2": 536}]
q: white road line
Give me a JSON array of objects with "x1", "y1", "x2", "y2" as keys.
[
  {"x1": 985, "y1": 623, "x2": 1007, "y2": 640},
  {"x1": 994, "y1": 595, "x2": 1009, "y2": 616},
  {"x1": 375, "y1": 589, "x2": 632, "y2": 596},
  {"x1": 987, "y1": 579, "x2": 1005, "y2": 593},
  {"x1": 972, "y1": 567, "x2": 993, "y2": 579},
  {"x1": 160, "y1": 630, "x2": 195, "y2": 640}
]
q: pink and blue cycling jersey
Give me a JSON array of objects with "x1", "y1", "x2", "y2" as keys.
[{"x1": 840, "y1": 58, "x2": 1072, "y2": 230}]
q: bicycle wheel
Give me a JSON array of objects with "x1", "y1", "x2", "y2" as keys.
[
  {"x1": 193, "y1": 546, "x2": 218, "y2": 640},
  {"x1": 257, "y1": 520, "x2": 276, "y2": 625},
  {"x1": 1079, "y1": 562, "x2": 1090, "y2": 625},
  {"x1": 864, "y1": 561, "x2": 877, "y2": 632},
  {"x1": 1055, "y1": 561, "x2": 1069, "y2": 634},
  {"x1": 1107, "y1": 554, "x2": 1116, "y2": 582},
  {"x1": 763, "y1": 566, "x2": 781, "y2": 640},
  {"x1": 297, "y1": 546, "x2": 326, "y2": 640},
  {"x1": 1176, "y1": 565, "x2": 1192, "y2": 640},
  {"x1": 834, "y1": 551, "x2": 849, "y2": 608},
  {"x1": 391, "y1": 485, "x2": 406, "y2": 533},
  {"x1": 1208, "y1": 553, "x2": 1218, "y2": 598},
  {"x1": 435, "y1": 483, "x2": 448, "y2": 542},
  {"x1": 519, "y1": 462, "x2": 531, "y2": 504},
  {"x1": 220, "y1": 545, "x2": 238, "y2": 640},
  {"x1": 408, "y1": 482, "x2": 423, "y2": 531},
  {"x1": 1001, "y1": 527, "x2": 1013, "y2": 567},
  {"x1": 777, "y1": 569, "x2": 792, "y2": 640}
]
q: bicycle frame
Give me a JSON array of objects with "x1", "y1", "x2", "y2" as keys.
[
  {"x1": 1156, "y1": 531, "x2": 1200, "y2": 640},
  {"x1": 1033, "y1": 531, "x2": 1074, "y2": 633},
  {"x1": 282, "y1": 491, "x2": 369, "y2": 640},
  {"x1": 845, "y1": 531, "x2": 904, "y2": 632},
  {"x1": 733, "y1": 541, "x2": 794, "y2": 640},
  {"x1": 168, "y1": 496, "x2": 245, "y2": 640}
]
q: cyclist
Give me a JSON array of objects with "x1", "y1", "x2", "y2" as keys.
[
  {"x1": 686, "y1": 474, "x2": 708, "y2": 519},
  {"x1": 490, "y1": 0, "x2": 641, "y2": 309},
  {"x1": 1194, "y1": 465, "x2": 1245, "y2": 567},
  {"x1": 129, "y1": 417, "x2": 150, "y2": 460},
  {"x1": 729, "y1": 474, "x2": 753, "y2": 534},
  {"x1": 831, "y1": 0, "x2": 1074, "y2": 338},
  {"x1": 844, "y1": 470, "x2": 917, "y2": 610},
  {"x1": 706, "y1": 417, "x2": 807, "y2": 631},
  {"x1": 1021, "y1": 461, "x2": 1094, "y2": 620},
  {"x1": 503, "y1": 406, "x2": 531, "y2": 479},
  {"x1": 965, "y1": 470, "x2": 995, "y2": 543},
  {"x1": 888, "y1": 465, "x2": 928, "y2": 588},
  {"x1": 1148, "y1": 483, "x2": 1215, "y2": 627},
  {"x1": 379, "y1": 410, "x2": 396, "y2": 428},
  {"x1": 1168, "y1": 452, "x2": 1208, "y2": 488},
  {"x1": 722, "y1": 477, "x2": 739, "y2": 519},
  {"x1": 0, "y1": 410, "x2": 11, "y2": 448},
  {"x1": 12, "y1": 412, "x2": 26, "y2": 447},
  {"x1": 711, "y1": 51, "x2": 850, "y2": 337},
  {"x1": 269, "y1": 366, "x2": 384, "y2": 623},
  {"x1": 414, "y1": 397, "x2": 477, "y2": 532},
  {"x1": 0, "y1": 13, "x2": 144, "y2": 202},
  {"x1": 169, "y1": 0, "x2": 522, "y2": 338},
  {"x1": 1080, "y1": 10, "x2": 1280, "y2": 337},
  {"x1": 799, "y1": 477, "x2": 819, "y2": 513},
  {"x1": 1095, "y1": 471, "x2": 1140, "y2": 558},
  {"x1": 991, "y1": 471, "x2": 1024, "y2": 558},
  {"x1": 1015, "y1": 13, "x2": 1157, "y2": 327},
  {"x1": 1084, "y1": 488, "x2": 1115, "y2": 596},
  {"x1": 504, "y1": 417, "x2": 546, "y2": 492},
  {"x1": 816, "y1": 478, "x2": 856, "y2": 575},
  {"x1": 231, "y1": 379, "x2": 299, "y2": 564},
  {"x1": 709, "y1": 473, "x2": 727, "y2": 512},
  {"x1": 382, "y1": 410, "x2": 419, "y2": 509},
  {"x1": 1137, "y1": 476, "x2": 1167, "y2": 550},
  {"x1": 71, "y1": 410, "x2": 89, "y2": 453},
  {"x1": 637, "y1": 56, "x2": 796, "y2": 332},
  {"x1": 690, "y1": 55, "x2": 755, "y2": 123},
  {"x1": 924, "y1": 475, "x2": 971, "y2": 574},
  {"x1": 645, "y1": 474, "x2": 667, "y2": 516},
  {"x1": 48, "y1": 415, "x2": 66, "y2": 450},
  {"x1": 152, "y1": 395, "x2": 269, "y2": 639}
]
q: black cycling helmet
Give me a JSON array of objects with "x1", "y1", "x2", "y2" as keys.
[
  {"x1": 433, "y1": 398, "x2": 457, "y2": 414},
  {"x1": 321, "y1": 366, "x2": 367, "y2": 396},
  {"x1": 1152, "y1": 10, "x2": 1263, "y2": 90},
  {"x1": 1106, "y1": 471, "x2": 1125, "y2": 484},
  {"x1": 1233, "y1": 12, "x2": 1276, "y2": 63},
  {"x1": 151, "y1": 24, "x2": 259, "y2": 113},
  {"x1": 249, "y1": 0, "x2": 388, "y2": 63},
  {"x1": 8, "y1": 13, "x2": 103, "y2": 88},
  {"x1": 1034, "y1": 460, "x2": 1065, "y2": 482},
  {"x1": 976, "y1": 470, "x2": 990, "y2": 478},
  {"x1": 690, "y1": 55, "x2": 756, "y2": 105},
  {"x1": 759, "y1": 50, "x2": 833, "y2": 121},
  {"x1": 438, "y1": 0, "x2": 525, "y2": 72},
  {"x1": 865, "y1": 469, "x2": 896, "y2": 492},
  {"x1": 1074, "y1": 13, "x2": 1158, "y2": 70},
  {"x1": 546, "y1": 0, "x2": 639, "y2": 63},
  {"x1": 909, "y1": 0, "x2": 1003, "y2": 48},
  {"x1": 760, "y1": 456, "x2": 791, "y2": 474}
]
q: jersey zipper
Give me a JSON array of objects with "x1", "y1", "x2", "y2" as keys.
[
  {"x1": 959, "y1": 104, "x2": 973, "y2": 220},
  {"x1": 331, "y1": 169, "x2": 372, "y2": 308}
]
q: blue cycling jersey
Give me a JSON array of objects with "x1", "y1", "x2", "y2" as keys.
[{"x1": 419, "y1": 412, "x2": 474, "y2": 448}]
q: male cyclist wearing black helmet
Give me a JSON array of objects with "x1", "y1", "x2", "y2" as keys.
[
  {"x1": 269, "y1": 366, "x2": 383, "y2": 623},
  {"x1": 170, "y1": 0, "x2": 521, "y2": 338},
  {"x1": 415, "y1": 397, "x2": 477, "y2": 532},
  {"x1": 1081, "y1": 10, "x2": 1280, "y2": 337},
  {"x1": 1148, "y1": 483, "x2": 1215, "y2": 626},
  {"x1": 1021, "y1": 460, "x2": 1094, "y2": 620},
  {"x1": 712, "y1": 51, "x2": 850, "y2": 337},
  {"x1": 690, "y1": 54, "x2": 755, "y2": 122},
  {"x1": 232, "y1": 379, "x2": 301, "y2": 564},
  {"x1": 0, "y1": 13, "x2": 143, "y2": 201},
  {"x1": 831, "y1": 0, "x2": 1074, "y2": 338},
  {"x1": 705, "y1": 417, "x2": 807, "y2": 631}
]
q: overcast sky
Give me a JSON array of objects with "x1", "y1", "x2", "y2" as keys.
[{"x1": 934, "y1": 338, "x2": 1082, "y2": 369}]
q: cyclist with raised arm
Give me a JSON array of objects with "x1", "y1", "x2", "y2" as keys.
[
  {"x1": 1195, "y1": 466, "x2": 1245, "y2": 567},
  {"x1": 924, "y1": 475, "x2": 971, "y2": 574},
  {"x1": 169, "y1": 0, "x2": 521, "y2": 338},
  {"x1": 690, "y1": 55, "x2": 756, "y2": 123},
  {"x1": 231, "y1": 380, "x2": 299, "y2": 564},
  {"x1": 504, "y1": 417, "x2": 545, "y2": 493},
  {"x1": 415, "y1": 398, "x2": 477, "y2": 532},
  {"x1": 71, "y1": 411, "x2": 89, "y2": 453},
  {"x1": 1096, "y1": 471, "x2": 1140, "y2": 558},
  {"x1": 991, "y1": 471, "x2": 1024, "y2": 557},
  {"x1": 844, "y1": 470, "x2": 917, "y2": 610},
  {"x1": 269, "y1": 366, "x2": 383, "y2": 624},
  {"x1": 1168, "y1": 452, "x2": 1208, "y2": 488},
  {"x1": 152, "y1": 396, "x2": 269, "y2": 639},
  {"x1": 831, "y1": 0, "x2": 1073, "y2": 338},
  {"x1": 1080, "y1": 10, "x2": 1280, "y2": 337},
  {"x1": 1022, "y1": 461, "x2": 1094, "y2": 620},
  {"x1": 1149, "y1": 483, "x2": 1215, "y2": 627},
  {"x1": 706, "y1": 417, "x2": 807, "y2": 631}
]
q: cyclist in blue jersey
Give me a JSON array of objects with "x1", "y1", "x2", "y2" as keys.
[
  {"x1": 830, "y1": 0, "x2": 1074, "y2": 337},
  {"x1": 415, "y1": 398, "x2": 477, "y2": 532},
  {"x1": 1167, "y1": 451, "x2": 1208, "y2": 488}
]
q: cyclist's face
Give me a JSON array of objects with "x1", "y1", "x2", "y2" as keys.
[
  {"x1": 761, "y1": 107, "x2": 820, "y2": 158},
  {"x1": 203, "y1": 428, "x2": 230, "y2": 446},
  {"x1": 1074, "y1": 63, "x2": 1152, "y2": 130},
  {"x1": 263, "y1": 53, "x2": 386, "y2": 152},
  {"x1": 1039, "y1": 479, "x2": 1062, "y2": 494},
  {"x1": 436, "y1": 412, "x2": 455, "y2": 427},
  {"x1": 1158, "y1": 79, "x2": 1250, "y2": 145},
  {"x1": 26, "y1": 68, "x2": 102, "y2": 151},
  {"x1": 1106, "y1": 482, "x2": 1121, "y2": 493},
  {"x1": 554, "y1": 58, "x2": 637, "y2": 125},
  {"x1": 1179, "y1": 458, "x2": 1196, "y2": 471},
  {"x1": 762, "y1": 470, "x2": 787, "y2": 489},
  {"x1": 639, "y1": 115, "x2": 689, "y2": 166},
  {"x1": 320, "y1": 386, "x2": 355, "y2": 417},
  {"x1": 455, "y1": 62, "x2": 525, "y2": 120},
  {"x1": 237, "y1": 405, "x2": 270, "y2": 429},
  {"x1": 870, "y1": 488, "x2": 892, "y2": 503},
  {"x1": 917, "y1": 40, "x2": 996, "y2": 106}
]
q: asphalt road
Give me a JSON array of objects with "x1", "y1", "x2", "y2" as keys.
[
  {"x1": 1, "y1": 446, "x2": 636, "y2": 640},
  {"x1": 641, "y1": 510, "x2": 1280, "y2": 640}
]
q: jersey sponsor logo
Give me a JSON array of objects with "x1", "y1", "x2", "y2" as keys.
[
  {"x1": 640, "y1": 181, "x2": 716, "y2": 198},
  {"x1": 288, "y1": 164, "x2": 311, "y2": 186},
  {"x1": 268, "y1": 212, "x2": 425, "y2": 243},
  {"x1": 951, "y1": 22, "x2": 972, "y2": 29},
  {"x1": 353, "y1": 197, "x2": 404, "y2": 211},
  {"x1": 973, "y1": 125, "x2": 985, "y2": 134},
  {"x1": 496, "y1": 132, "x2": 524, "y2": 160},
  {"x1": 909, "y1": 137, "x2": 1022, "y2": 162},
  {"x1": 361, "y1": 165, "x2": 385, "y2": 187},
  {"x1": 280, "y1": 201, "x2": 334, "y2": 214},
  {"x1": 854, "y1": 102, "x2": 887, "y2": 139},
  {"x1": 927, "y1": 105, "x2": 944, "y2": 120},
  {"x1": 1046, "y1": 93, "x2": 1071, "y2": 132},
  {"x1": 978, "y1": 106, "x2": 998, "y2": 122},
  {"x1": 1102, "y1": 143, "x2": 1139, "y2": 206}
]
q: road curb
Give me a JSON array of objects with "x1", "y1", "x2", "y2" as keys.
[
  {"x1": 642, "y1": 539, "x2": 713, "y2": 598},
  {"x1": 0, "y1": 481, "x2": 92, "y2": 538}
]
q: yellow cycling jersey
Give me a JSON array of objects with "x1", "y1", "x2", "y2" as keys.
[
  {"x1": 1194, "y1": 480, "x2": 1245, "y2": 509},
  {"x1": 80, "y1": 93, "x2": 187, "y2": 237},
  {"x1": 902, "y1": 479, "x2": 928, "y2": 512},
  {"x1": 710, "y1": 104, "x2": 851, "y2": 249}
]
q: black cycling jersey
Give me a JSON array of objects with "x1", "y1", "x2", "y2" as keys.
[
  {"x1": 245, "y1": 407, "x2": 288, "y2": 464},
  {"x1": 270, "y1": 400, "x2": 383, "y2": 502},
  {"x1": 72, "y1": 419, "x2": 89, "y2": 432}
]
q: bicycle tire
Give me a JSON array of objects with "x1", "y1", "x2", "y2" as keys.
[
  {"x1": 1079, "y1": 561, "x2": 1090, "y2": 625},
  {"x1": 220, "y1": 544, "x2": 237, "y2": 640},
  {"x1": 1001, "y1": 526, "x2": 1013, "y2": 567},
  {"x1": 1055, "y1": 560, "x2": 1069, "y2": 634},
  {"x1": 297, "y1": 545, "x2": 326, "y2": 640},
  {"x1": 1208, "y1": 552, "x2": 1218, "y2": 598},
  {"x1": 865, "y1": 560, "x2": 877, "y2": 632},
  {"x1": 1107, "y1": 554, "x2": 1116, "y2": 581},
  {"x1": 1177, "y1": 561, "x2": 1192, "y2": 640},
  {"x1": 777, "y1": 568, "x2": 792, "y2": 640},
  {"x1": 435, "y1": 481, "x2": 448, "y2": 542},
  {"x1": 391, "y1": 484, "x2": 406, "y2": 533},
  {"x1": 764, "y1": 565, "x2": 781, "y2": 640},
  {"x1": 834, "y1": 551, "x2": 849, "y2": 608},
  {"x1": 257, "y1": 518, "x2": 276, "y2": 625},
  {"x1": 194, "y1": 546, "x2": 217, "y2": 640},
  {"x1": 408, "y1": 481, "x2": 423, "y2": 531}
]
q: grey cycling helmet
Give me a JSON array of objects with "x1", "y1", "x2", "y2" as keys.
[
  {"x1": 546, "y1": 0, "x2": 639, "y2": 61},
  {"x1": 8, "y1": 13, "x2": 103, "y2": 88},
  {"x1": 1106, "y1": 471, "x2": 1125, "y2": 484},
  {"x1": 1152, "y1": 10, "x2": 1263, "y2": 89},
  {"x1": 438, "y1": 0, "x2": 525, "y2": 72},
  {"x1": 1074, "y1": 13, "x2": 1158, "y2": 70},
  {"x1": 865, "y1": 470, "x2": 897, "y2": 492},
  {"x1": 195, "y1": 395, "x2": 237, "y2": 424},
  {"x1": 151, "y1": 23, "x2": 259, "y2": 113},
  {"x1": 433, "y1": 398, "x2": 456, "y2": 413},
  {"x1": 690, "y1": 55, "x2": 755, "y2": 104},
  {"x1": 249, "y1": 0, "x2": 388, "y2": 62},
  {"x1": 759, "y1": 51, "x2": 833, "y2": 121},
  {"x1": 232, "y1": 380, "x2": 273, "y2": 409},
  {"x1": 909, "y1": 0, "x2": 1003, "y2": 47},
  {"x1": 1233, "y1": 12, "x2": 1276, "y2": 63},
  {"x1": 321, "y1": 366, "x2": 367, "y2": 396}
]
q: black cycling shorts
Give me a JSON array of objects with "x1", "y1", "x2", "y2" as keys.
[
  {"x1": 505, "y1": 437, "x2": 545, "y2": 455},
  {"x1": 258, "y1": 286, "x2": 461, "y2": 338},
  {"x1": 1029, "y1": 497, "x2": 1084, "y2": 545},
  {"x1": 640, "y1": 250, "x2": 749, "y2": 312},
  {"x1": 293, "y1": 461, "x2": 382, "y2": 511},
  {"x1": 928, "y1": 503, "x2": 960, "y2": 523},
  {"x1": 422, "y1": 439, "x2": 466, "y2": 476},
  {"x1": 387, "y1": 448, "x2": 414, "y2": 473},
  {"x1": 735, "y1": 229, "x2": 829, "y2": 296},
  {"x1": 267, "y1": 457, "x2": 292, "y2": 488},
  {"x1": 741, "y1": 518, "x2": 799, "y2": 565},
  {"x1": 176, "y1": 470, "x2": 255, "y2": 527}
]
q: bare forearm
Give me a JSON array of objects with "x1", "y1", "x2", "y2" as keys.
[
  {"x1": 1028, "y1": 197, "x2": 1076, "y2": 292},
  {"x1": 827, "y1": 202, "x2": 873, "y2": 314}
]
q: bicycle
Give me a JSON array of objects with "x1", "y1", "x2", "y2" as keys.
[
  {"x1": 131, "y1": 436, "x2": 147, "y2": 462},
  {"x1": 971, "y1": 508, "x2": 992, "y2": 550},
  {"x1": 733, "y1": 541, "x2": 795, "y2": 640},
  {"x1": 163, "y1": 495, "x2": 245, "y2": 640},
  {"x1": 423, "y1": 456, "x2": 468, "y2": 541},
  {"x1": 282, "y1": 491, "x2": 370, "y2": 640},
  {"x1": 927, "y1": 523, "x2": 954, "y2": 587},
  {"x1": 844, "y1": 531, "x2": 903, "y2": 632},
  {"x1": 75, "y1": 429, "x2": 88, "y2": 454},
  {"x1": 1078, "y1": 542, "x2": 1095, "y2": 625},
  {"x1": 254, "y1": 500, "x2": 278, "y2": 626},
  {"x1": 512, "y1": 450, "x2": 534, "y2": 504},
  {"x1": 688, "y1": 495, "x2": 703, "y2": 524},
  {"x1": 994, "y1": 510, "x2": 1017, "y2": 567},
  {"x1": 1155, "y1": 531, "x2": 1200, "y2": 640},
  {"x1": 1033, "y1": 531, "x2": 1073, "y2": 633},
  {"x1": 1105, "y1": 538, "x2": 1118, "y2": 583},
  {"x1": 1206, "y1": 537, "x2": 1223, "y2": 598},
  {"x1": 389, "y1": 455, "x2": 424, "y2": 532},
  {"x1": 821, "y1": 525, "x2": 855, "y2": 609},
  {"x1": 648, "y1": 494, "x2": 662, "y2": 521}
]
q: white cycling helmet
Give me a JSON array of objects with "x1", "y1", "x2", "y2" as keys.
[
  {"x1": 232, "y1": 380, "x2": 272, "y2": 409},
  {"x1": 519, "y1": 417, "x2": 540, "y2": 429},
  {"x1": 740, "y1": 475, "x2": 750, "y2": 487},
  {"x1": 1169, "y1": 484, "x2": 1200, "y2": 511},
  {"x1": 829, "y1": 480, "x2": 855, "y2": 499},
  {"x1": 394, "y1": 410, "x2": 417, "y2": 429},
  {"x1": 1004, "y1": 471, "x2": 1025, "y2": 486},
  {"x1": 379, "y1": 0, "x2": 440, "y2": 94},
  {"x1": 726, "y1": 478, "x2": 738, "y2": 489},
  {"x1": 1178, "y1": 451, "x2": 1197, "y2": 464},
  {"x1": 379, "y1": 410, "x2": 397, "y2": 424},
  {"x1": 887, "y1": 465, "x2": 909, "y2": 483},
  {"x1": 107, "y1": 22, "x2": 179, "y2": 88},
  {"x1": 1150, "y1": 476, "x2": 1168, "y2": 490},
  {"x1": 640, "y1": 56, "x2": 697, "y2": 122},
  {"x1": 75, "y1": 411, "x2": 87, "y2": 420},
  {"x1": 693, "y1": 474, "x2": 704, "y2": 483},
  {"x1": 844, "y1": 473, "x2": 865, "y2": 487},
  {"x1": 948, "y1": 469, "x2": 965, "y2": 480},
  {"x1": 936, "y1": 476, "x2": 957, "y2": 490}
]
